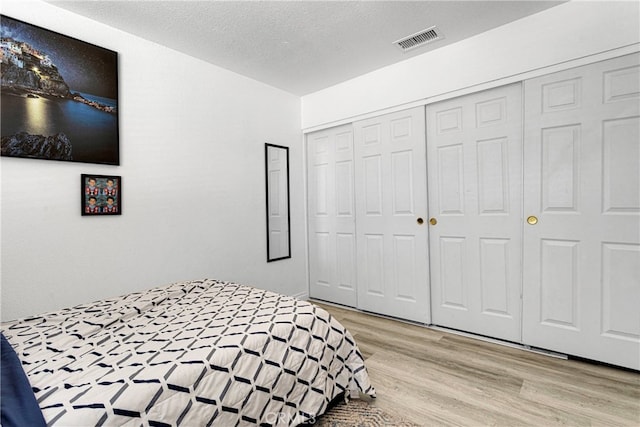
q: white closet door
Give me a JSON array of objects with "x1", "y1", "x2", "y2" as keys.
[
  {"x1": 426, "y1": 83, "x2": 524, "y2": 342},
  {"x1": 522, "y1": 53, "x2": 640, "y2": 370},
  {"x1": 354, "y1": 106, "x2": 430, "y2": 323},
  {"x1": 307, "y1": 124, "x2": 358, "y2": 307}
]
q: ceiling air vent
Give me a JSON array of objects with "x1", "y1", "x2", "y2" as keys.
[{"x1": 394, "y1": 26, "x2": 443, "y2": 52}]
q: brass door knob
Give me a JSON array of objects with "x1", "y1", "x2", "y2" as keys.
[
  {"x1": 429, "y1": 218, "x2": 437, "y2": 226},
  {"x1": 527, "y1": 216, "x2": 538, "y2": 225},
  {"x1": 417, "y1": 217, "x2": 424, "y2": 225}
]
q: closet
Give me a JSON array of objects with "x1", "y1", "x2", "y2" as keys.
[
  {"x1": 306, "y1": 53, "x2": 639, "y2": 370},
  {"x1": 521, "y1": 54, "x2": 639, "y2": 370},
  {"x1": 426, "y1": 83, "x2": 523, "y2": 343},
  {"x1": 307, "y1": 125, "x2": 358, "y2": 308},
  {"x1": 353, "y1": 107, "x2": 430, "y2": 323},
  {"x1": 307, "y1": 108, "x2": 430, "y2": 323}
]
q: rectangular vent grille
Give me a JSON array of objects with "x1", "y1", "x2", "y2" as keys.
[{"x1": 394, "y1": 26, "x2": 442, "y2": 52}]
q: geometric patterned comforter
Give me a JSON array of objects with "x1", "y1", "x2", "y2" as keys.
[{"x1": 1, "y1": 279, "x2": 375, "y2": 426}]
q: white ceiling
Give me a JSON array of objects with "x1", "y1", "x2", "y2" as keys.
[{"x1": 46, "y1": 0, "x2": 565, "y2": 96}]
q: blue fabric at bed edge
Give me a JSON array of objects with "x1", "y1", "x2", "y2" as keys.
[{"x1": 1, "y1": 333, "x2": 46, "y2": 427}]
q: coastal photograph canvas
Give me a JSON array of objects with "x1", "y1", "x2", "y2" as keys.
[{"x1": 0, "y1": 15, "x2": 119, "y2": 165}]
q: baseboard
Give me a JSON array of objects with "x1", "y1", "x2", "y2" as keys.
[
  {"x1": 291, "y1": 291, "x2": 309, "y2": 301},
  {"x1": 427, "y1": 325, "x2": 568, "y2": 360},
  {"x1": 310, "y1": 299, "x2": 569, "y2": 361}
]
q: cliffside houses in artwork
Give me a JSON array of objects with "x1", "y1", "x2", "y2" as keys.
[
  {"x1": 1, "y1": 37, "x2": 67, "y2": 93},
  {"x1": 0, "y1": 37, "x2": 115, "y2": 114},
  {"x1": 1, "y1": 37, "x2": 53, "y2": 68},
  {"x1": 1, "y1": 39, "x2": 25, "y2": 68}
]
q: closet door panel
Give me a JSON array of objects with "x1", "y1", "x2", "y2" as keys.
[
  {"x1": 354, "y1": 106, "x2": 430, "y2": 323},
  {"x1": 427, "y1": 83, "x2": 523, "y2": 342},
  {"x1": 307, "y1": 125, "x2": 357, "y2": 307},
  {"x1": 522, "y1": 53, "x2": 640, "y2": 370}
]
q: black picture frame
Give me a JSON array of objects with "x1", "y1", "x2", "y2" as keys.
[
  {"x1": 1, "y1": 15, "x2": 119, "y2": 165},
  {"x1": 81, "y1": 174, "x2": 121, "y2": 216}
]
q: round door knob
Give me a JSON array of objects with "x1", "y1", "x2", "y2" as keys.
[
  {"x1": 429, "y1": 218, "x2": 437, "y2": 226},
  {"x1": 417, "y1": 217, "x2": 424, "y2": 225},
  {"x1": 527, "y1": 215, "x2": 538, "y2": 225}
]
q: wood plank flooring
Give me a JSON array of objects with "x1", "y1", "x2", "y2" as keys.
[{"x1": 313, "y1": 301, "x2": 640, "y2": 426}]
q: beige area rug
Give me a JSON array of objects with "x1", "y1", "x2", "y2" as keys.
[{"x1": 314, "y1": 397, "x2": 420, "y2": 427}]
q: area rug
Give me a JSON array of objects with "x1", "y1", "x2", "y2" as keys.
[{"x1": 314, "y1": 397, "x2": 420, "y2": 427}]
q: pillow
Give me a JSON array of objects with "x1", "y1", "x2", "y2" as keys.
[{"x1": 1, "y1": 333, "x2": 46, "y2": 427}]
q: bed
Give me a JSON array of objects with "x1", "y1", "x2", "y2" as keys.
[{"x1": 0, "y1": 279, "x2": 375, "y2": 426}]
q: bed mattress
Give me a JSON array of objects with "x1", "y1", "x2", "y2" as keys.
[{"x1": 1, "y1": 279, "x2": 374, "y2": 426}]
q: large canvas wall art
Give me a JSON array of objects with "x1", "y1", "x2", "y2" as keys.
[{"x1": 0, "y1": 15, "x2": 119, "y2": 165}]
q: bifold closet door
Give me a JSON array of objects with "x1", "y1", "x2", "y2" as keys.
[
  {"x1": 522, "y1": 53, "x2": 640, "y2": 370},
  {"x1": 426, "y1": 83, "x2": 523, "y2": 343},
  {"x1": 307, "y1": 124, "x2": 358, "y2": 307},
  {"x1": 353, "y1": 106, "x2": 430, "y2": 323}
]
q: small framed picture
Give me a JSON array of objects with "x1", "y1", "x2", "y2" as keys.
[{"x1": 81, "y1": 174, "x2": 121, "y2": 216}]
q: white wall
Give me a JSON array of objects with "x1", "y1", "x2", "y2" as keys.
[
  {"x1": 0, "y1": 1, "x2": 305, "y2": 321},
  {"x1": 302, "y1": 1, "x2": 640, "y2": 129}
]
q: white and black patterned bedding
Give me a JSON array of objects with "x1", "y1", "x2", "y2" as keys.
[{"x1": 1, "y1": 279, "x2": 375, "y2": 426}]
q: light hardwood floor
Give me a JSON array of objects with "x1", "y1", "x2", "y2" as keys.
[{"x1": 313, "y1": 301, "x2": 640, "y2": 426}]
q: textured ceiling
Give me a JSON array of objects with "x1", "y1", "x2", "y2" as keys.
[{"x1": 46, "y1": 1, "x2": 565, "y2": 96}]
